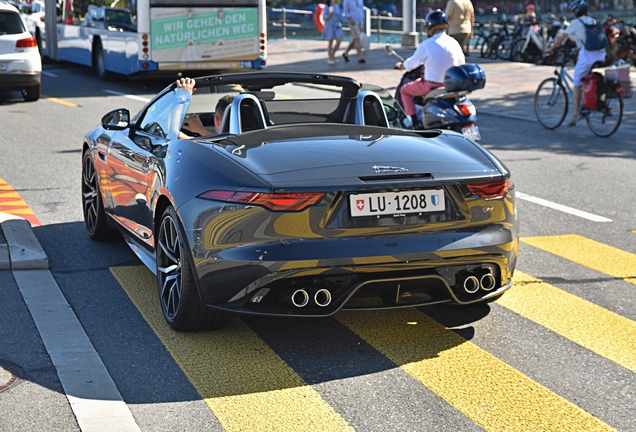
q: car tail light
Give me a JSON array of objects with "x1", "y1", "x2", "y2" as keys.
[
  {"x1": 199, "y1": 191, "x2": 326, "y2": 211},
  {"x1": 456, "y1": 102, "x2": 476, "y2": 116},
  {"x1": 16, "y1": 37, "x2": 37, "y2": 48},
  {"x1": 466, "y1": 178, "x2": 513, "y2": 198}
]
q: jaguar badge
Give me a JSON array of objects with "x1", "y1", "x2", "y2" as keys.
[{"x1": 372, "y1": 165, "x2": 408, "y2": 173}]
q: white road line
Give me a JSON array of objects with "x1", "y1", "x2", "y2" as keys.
[
  {"x1": 13, "y1": 269, "x2": 141, "y2": 432},
  {"x1": 103, "y1": 90, "x2": 151, "y2": 103},
  {"x1": 41, "y1": 71, "x2": 58, "y2": 78},
  {"x1": 516, "y1": 192, "x2": 613, "y2": 223}
]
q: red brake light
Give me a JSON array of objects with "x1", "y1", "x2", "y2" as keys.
[
  {"x1": 199, "y1": 191, "x2": 325, "y2": 211},
  {"x1": 466, "y1": 178, "x2": 513, "y2": 198},
  {"x1": 16, "y1": 37, "x2": 37, "y2": 48},
  {"x1": 456, "y1": 102, "x2": 476, "y2": 116}
]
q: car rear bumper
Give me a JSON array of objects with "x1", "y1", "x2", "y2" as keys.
[
  {"x1": 177, "y1": 187, "x2": 518, "y2": 317},
  {"x1": 182, "y1": 216, "x2": 518, "y2": 315},
  {"x1": 0, "y1": 72, "x2": 41, "y2": 90},
  {"x1": 205, "y1": 254, "x2": 516, "y2": 317}
]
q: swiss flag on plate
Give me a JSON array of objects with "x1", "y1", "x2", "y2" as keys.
[{"x1": 356, "y1": 200, "x2": 365, "y2": 211}]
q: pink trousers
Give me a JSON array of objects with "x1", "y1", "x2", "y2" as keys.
[{"x1": 400, "y1": 79, "x2": 444, "y2": 116}]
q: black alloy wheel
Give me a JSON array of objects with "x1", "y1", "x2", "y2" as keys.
[
  {"x1": 82, "y1": 152, "x2": 116, "y2": 240},
  {"x1": 156, "y1": 206, "x2": 232, "y2": 332}
]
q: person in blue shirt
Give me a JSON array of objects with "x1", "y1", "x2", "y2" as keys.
[{"x1": 322, "y1": 0, "x2": 344, "y2": 65}]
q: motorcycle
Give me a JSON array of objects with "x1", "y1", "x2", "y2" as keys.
[
  {"x1": 386, "y1": 44, "x2": 485, "y2": 141},
  {"x1": 602, "y1": 15, "x2": 636, "y2": 67}
]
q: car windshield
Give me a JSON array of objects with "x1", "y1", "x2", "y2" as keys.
[
  {"x1": 189, "y1": 82, "x2": 353, "y2": 125},
  {"x1": 0, "y1": 11, "x2": 25, "y2": 35},
  {"x1": 182, "y1": 74, "x2": 411, "y2": 133}
]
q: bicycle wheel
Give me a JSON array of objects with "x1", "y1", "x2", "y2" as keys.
[
  {"x1": 585, "y1": 93, "x2": 623, "y2": 137},
  {"x1": 534, "y1": 78, "x2": 568, "y2": 129},
  {"x1": 495, "y1": 36, "x2": 514, "y2": 60},
  {"x1": 471, "y1": 33, "x2": 487, "y2": 56},
  {"x1": 509, "y1": 38, "x2": 524, "y2": 62},
  {"x1": 481, "y1": 34, "x2": 497, "y2": 59}
]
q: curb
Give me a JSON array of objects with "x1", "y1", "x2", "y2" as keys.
[{"x1": 0, "y1": 215, "x2": 48, "y2": 271}]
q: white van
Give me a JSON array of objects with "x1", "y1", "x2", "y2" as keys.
[{"x1": 0, "y1": 1, "x2": 42, "y2": 101}]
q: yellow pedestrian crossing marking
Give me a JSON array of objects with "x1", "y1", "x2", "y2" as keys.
[
  {"x1": 337, "y1": 309, "x2": 614, "y2": 432},
  {"x1": 108, "y1": 232, "x2": 636, "y2": 431},
  {"x1": 498, "y1": 271, "x2": 636, "y2": 372},
  {"x1": 522, "y1": 235, "x2": 636, "y2": 285},
  {"x1": 110, "y1": 266, "x2": 352, "y2": 432}
]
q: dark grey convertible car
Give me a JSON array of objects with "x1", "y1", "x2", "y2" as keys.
[{"x1": 82, "y1": 72, "x2": 518, "y2": 331}]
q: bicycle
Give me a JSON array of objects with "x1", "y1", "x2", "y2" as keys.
[
  {"x1": 481, "y1": 17, "x2": 515, "y2": 60},
  {"x1": 510, "y1": 22, "x2": 546, "y2": 63},
  {"x1": 534, "y1": 60, "x2": 624, "y2": 137},
  {"x1": 470, "y1": 23, "x2": 489, "y2": 56}
]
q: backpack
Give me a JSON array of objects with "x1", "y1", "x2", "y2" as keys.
[{"x1": 583, "y1": 23, "x2": 609, "y2": 51}]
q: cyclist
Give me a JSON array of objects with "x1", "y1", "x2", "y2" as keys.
[
  {"x1": 546, "y1": 0, "x2": 606, "y2": 126},
  {"x1": 395, "y1": 10, "x2": 465, "y2": 129}
]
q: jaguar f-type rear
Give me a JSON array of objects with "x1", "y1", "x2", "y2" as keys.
[{"x1": 82, "y1": 72, "x2": 518, "y2": 331}]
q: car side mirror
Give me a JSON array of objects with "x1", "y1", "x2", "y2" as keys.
[{"x1": 102, "y1": 109, "x2": 130, "y2": 130}]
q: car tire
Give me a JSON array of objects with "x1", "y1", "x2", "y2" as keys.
[
  {"x1": 156, "y1": 206, "x2": 233, "y2": 332},
  {"x1": 94, "y1": 41, "x2": 115, "y2": 81},
  {"x1": 82, "y1": 151, "x2": 118, "y2": 240},
  {"x1": 35, "y1": 30, "x2": 43, "y2": 58},
  {"x1": 22, "y1": 83, "x2": 40, "y2": 102}
]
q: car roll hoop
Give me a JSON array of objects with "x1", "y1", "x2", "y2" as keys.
[
  {"x1": 353, "y1": 91, "x2": 390, "y2": 128},
  {"x1": 220, "y1": 93, "x2": 268, "y2": 134}
]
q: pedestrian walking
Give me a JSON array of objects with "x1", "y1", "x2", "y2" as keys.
[
  {"x1": 323, "y1": 0, "x2": 344, "y2": 65},
  {"x1": 342, "y1": 0, "x2": 365, "y2": 63},
  {"x1": 445, "y1": 0, "x2": 474, "y2": 56}
]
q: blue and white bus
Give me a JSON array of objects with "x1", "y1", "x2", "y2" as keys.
[{"x1": 42, "y1": 0, "x2": 267, "y2": 79}]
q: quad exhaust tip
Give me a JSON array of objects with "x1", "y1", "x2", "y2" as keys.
[
  {"x1": 291, "y1": 288, "x2": 332, "y2": 307},
  {"x1": 463, "y1": 272, "x2": 496, "y2": 294},
  {"x1": 291, "y1": 289, "x2": 309, "y2": 307},
  {"x1": 314, "y1": 289, "x2": 332, "y2": 307},
  {"x1": 480, "y1": 273, "x2": 496, "y2": 291},
  {"x1": 463, "y1": 276, "x2": 480, "y2": 294}
]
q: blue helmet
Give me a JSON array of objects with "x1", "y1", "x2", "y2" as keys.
[
  {"x1": 570, "y1": 0, "x2": 588, "y2": 16},
  {"x1": 425, "y1": 10, "x2": 448, "y2": 31}
]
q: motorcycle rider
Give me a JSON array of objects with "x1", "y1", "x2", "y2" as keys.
[
  {"x1": 395, "y1": 10, "x2": 465, "y2": 129},
  {"x1": 546, "y1": 0, "x2": 606, "y2": 126}
]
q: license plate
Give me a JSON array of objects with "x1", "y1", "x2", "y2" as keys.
[
  {"x1": 0, "y1": 63, "x2": 7, "y2": 71},
  {"x1": 350, "y1": 189, "x2": 446, "y2": 218},
  {"x1": 462, "y1": 125, "x2": 481, "y2": 141}
]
